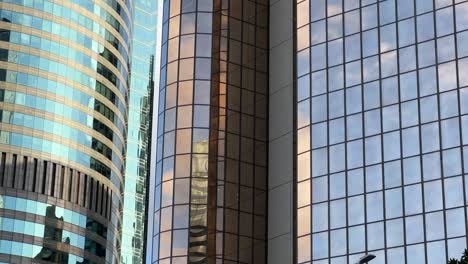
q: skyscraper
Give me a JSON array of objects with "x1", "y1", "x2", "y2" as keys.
[
  {"x1": 293, "y1": 0, "x2": 468, "y2": 263},
  {"x1": 149, "y1": 0, "x2": 269, "y2": 263},
  {"x1": 150, "y1": 0, "x2": 468, "y2": 264},
  {"x1": 0, "y1": 0, "x2": 131, "y2": 263},
  {"x1": 121, "y1": 0, "x2": 157, "y2": 263}
]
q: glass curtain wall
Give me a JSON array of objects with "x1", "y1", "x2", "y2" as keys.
[
  {"x1": 211, "y1": 0, "x2": 269, "y2": 263},
  {"x1": 150, "y1": 0, "x2": 268, "y2": 263},
  {"x1": 0, "y1": 0, "x2": 132, "y2": 263},
  {"x1": 121, "y1": 0, "x2": 157, "y2": 263},
  {"x1": 152, "y1": 0, "x2": 214, "y2": 262},
  {"x1": 295, "y1": 0, "x2": 468, "y2": 263}
]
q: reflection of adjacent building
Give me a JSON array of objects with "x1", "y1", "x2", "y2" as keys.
[
  {"x1": 0, "y1": 18, "x2": 9, "y2": 88},
  {"x1": 0, "y1": 0, "x2": 132, "y2": 262},
  {"x1": 120, "y1": 0, "x2": 157, "y2": 261},
  {"x1": 192, "y1": 140, "x2": 208, "y2": 178},
  {"x1": 150, "y1": 0, "x2": 269, "y2": 262},
  {"x1": 34, "y1": 205, "x2": 68, "y2": 263},
  {"x1": 189, "y1": 140, "x2": 208, "y2": 263},
  {"x1": 0, "y1": 18, "x2": 10, "y2": 42}
]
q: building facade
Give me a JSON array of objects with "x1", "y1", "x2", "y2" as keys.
[
  {"x1": 0, "y1": 0, "x2": 132, "y2": 263},
  {"x1": 150, "y1": 0, "x2": 468, "y2": 264},
  {"x1": 149, "y1": 0, "x2": 269, "y2": 263},
  {"x1": 120, "y1": 0, "x2": 157, "y2": 263},
  {"x1": 294, "y1": 0, "x2": 468, "y2": 263}
]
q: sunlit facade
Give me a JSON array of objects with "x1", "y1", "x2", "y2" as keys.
[
  {"x1": 0, "y1": 0, "x2": 132, "y2": 263},
  {"x1": 150, "y1": 0, "x2": 269, "y2": 263},
  {"x1": 295, "y1": 0, "x2": 468, "y2": 263}
]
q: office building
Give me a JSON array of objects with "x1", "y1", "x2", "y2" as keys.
[
  {"x1": 121, "y1": 0, "x2": 157, "y2": 263},
  {"x1": 293, "y1": 0, "x2": 468, "y2": 263},
  {"x1": 150, "y1": 0, "x2": 468, "y2": 263},
  {"x1": 149, "y1": 0, "x2": 268, "y2": 263},
  {"x1": 0, "y1": 0, "x2": 132, "y2": 263}
]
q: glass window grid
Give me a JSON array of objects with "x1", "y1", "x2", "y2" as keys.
[
  {"x1": 1, "y1": 0, "x2": 131, "y2": 55},
  {"x1": 0, "y1": 109, "x2": 121, "y2": 167},
  {"x1": 153, "y1": 1, "x2": 213, "y2": 262},
  {"x1": 0, "y1": 195, "x2": 114, "y2": 242},
  {"x1": 0, "y1": 0, "x2": 131, "y2": 263},
  {"x1": 0, "y1": 69, "x2": 126, "y2": 136},
  {"x1": 120, "y1": 1, "x2": 157, "y2": 256},
  {"x1": 0, "y1": 89, "x2": 124, "y2": 170},
  {"x1": 0, "y1": 25, "x2": 129, "y2": 96},
  {"x1": 2, "y1": 30, "x2": 129, "y2": 88},
  {"x1": 0, "y1": 68, "x2": 127, "y2": 120},
  {"x1": 0, "y1": 89, "x2": 122, "y2": 159},
  {"x1": 295, "y1": 0, "x2": 468, "y2": 263},
  {"x1": 0, "y1": 216, "x2": 109, "y2": 258},
  {"x1": 207, "y1": 1, "x2": 268, "y2": 263},
  {"x1": 153, "y1": 0, "x2": 268, "y2": 262},
  {"x1": 0, "y1": 130, "x2": 120, "y2": 187},
  {"x1": 0, "y1": 45, "x2": 126, "y2": 103},
  {"x1": 98, "y1": 0, "x2": 132, "y2": 22},
  {"x1": 0, "y1": 47, "x2": 126, "y2": 117},
  {"x1": 0, "y1": 9, "x2": 129, "y2": 92},
  {"x1": 0, "y1": 239, "x2": 95, "y2": 264}
]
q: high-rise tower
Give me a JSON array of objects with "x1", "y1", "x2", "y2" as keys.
[
  {"x1": 0, "y1": 0, "x2": 132, "y2": 263},
  {"x1": 149, "y1": 0, "x2": 269, "y2": 263},
  {"x1": 150, "y1": 0, "x2": 468, "y2": 264},
  {"x1": 121, "y1": 0, "x2": 157, "y2": 263},
  {"x1": 293, "y1": 0, "x2": 468, "y2": 263}
]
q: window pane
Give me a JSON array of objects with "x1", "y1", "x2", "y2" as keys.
[
  {"x1": 330, "y1": 228, "x2": 347, "y2": 256},
  {"x1": 404, "y1": 184, "x2": 423, "y2": 215},
  {"x1": 312, "y1": 202, "x2": 328, "y2": 232},
  {"x1": 348, "y1": 195, "x2": 364, "y2": 225},
  {"x1": 424, "y1": 180, "x2": 443, "y2": 212},
  {"x1": 348, "y1": 225, "x2": 365, "y2": 253},
  {"x1": 427, "y1": 241, "x2": 446, "y2": 264},
  {"x1": 330, "y1": 199, "x2": 346, "y2": 228},
  {"x1": 313, "y1": 232, "x2": 329, "y2": 260},
  {"x1": 367, "y1": 191, "x2": 384, "y2": 222},
  {"x1": 385, "y1": 188, "x2": 403, "y2": 218},
  {"x1": 386, "y1": 218, "x2": 404, "y2": 247},
  {"x1": 405, "y1": 215, "x2": 424, "y2": 244},
  {"x1": 446, "y1": 208, "x2": 466, "y2": 237}
]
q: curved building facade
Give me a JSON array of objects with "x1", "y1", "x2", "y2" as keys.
[
  {"x1": 0, "y1": 0, "x2": 132, "y2": 263},
  {"x1": 150, "y1": 0, "x2": 269, "y2": 263}
]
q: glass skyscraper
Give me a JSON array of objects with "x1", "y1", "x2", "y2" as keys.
[
  {"x1": 149, "y1": 0, "x2": 468, "y2": 264},
  {"x1": 0, "y1": 0, "x2": 132, "y2": 263},
  {"x1": 295, "y1": 0, "x2": 468, "y2": 263},
  {"x1": 149, "y1": 0, "x2": 269, "y2": 263},
  {"x1": 121, "y1": 0, "x2": 157, "y2": 263}
]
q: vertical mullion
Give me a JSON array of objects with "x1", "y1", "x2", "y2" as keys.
[
  {"x1": 376, "y1": 1, "x2": 388, "y2": 263},
  {"x1": 251, "y1": 1, "x2": 261, "y2": 262},
  {"x1": 155, "y1": 7, "x2": 169, "y2": 260},
  {"x1": 430, "y1": 0, "x2": 450, "y2": 261},
  {"x1": 187, "y1": 0, "x2": 199, "y2": 261},
  {"x1": 222, "y1": 0, "x2": 230, "y2": 261},
  {"x1": 325, "y1": 0, "x2": 331, "y2": 262},
  {"x1": 292, "y1": 0, "x2": 299, "y2": 262},
  {"x1": 341, "y1": 0, "x2": 350, "y2": 262},
  {"x1": 236, "y1": 0, "x2": 244, "y2": 261},
  {"x1": 358, "y1": 0, "x2": 369, "y2": 257},
  {"x1": 207, "y1": 1, "x2": 221, "y2": 262},
  {"x1": 413, "y1": 0, "x2": 430, "y2": 262},
  {"x1": 170, "y1": 0, "x2": 183, "y2": 260},
  {"x1": 394, "y1": 1, "x2": 410, "y2": 264},
  {"x1": 451, "y1": 0, "x2": 468, "y2": 251}
]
